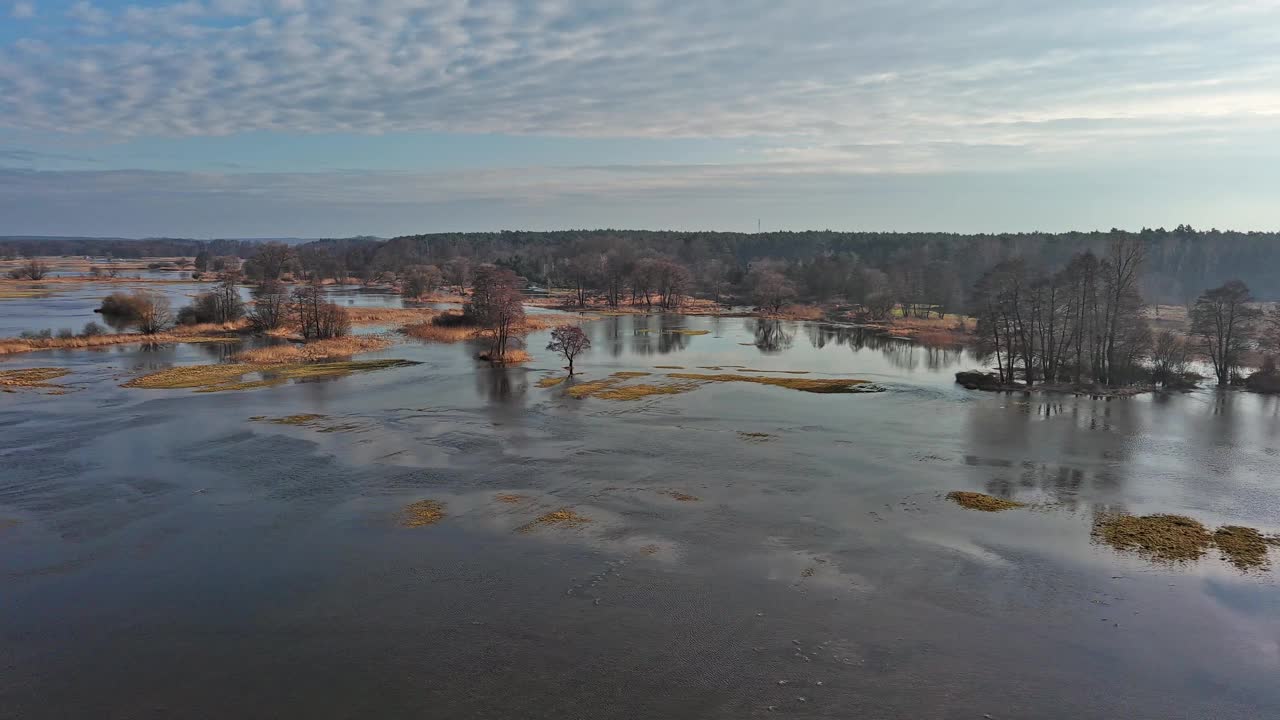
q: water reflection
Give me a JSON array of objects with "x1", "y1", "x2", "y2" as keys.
[{"x1": 752, "y1": 319, "x2": 793, "y2": 354}]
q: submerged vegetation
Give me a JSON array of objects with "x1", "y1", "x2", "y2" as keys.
[
  {"x1": 517, "y1": 507, "x2": 592, "y2": 533},
  {"x1": 1213, "y1": 526, "x2": 1272, "y2": 570},
  {"x1": 123, "y1": 359, "x2": 419, "y2": 392},
  {"x1": 401, "y1": 500, "x2": 447, "y2": 528},
  {"x1": 0, "y1": 367, "x2": 70, "y2": 390},
  {"x1": 946, "y1": 491, "x2": 1025, "y2": 512},
  {"x1": 558, "y1": 370, "x2": 879, "y2": 401},
  {"x1": 232, "y1": 336, "x2": 391, "y2": 364},
  {"x1": 1093, "y1": 514, "x2": 1213, "y2": 563}
]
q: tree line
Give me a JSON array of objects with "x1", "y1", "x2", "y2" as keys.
[{"x1": 969, "y1": 237, "x2": 1280, "y2": 389}]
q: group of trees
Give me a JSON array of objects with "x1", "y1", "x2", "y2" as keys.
[
  {"x1": 971, "y1": 238, "x2": 1149, "y2": 387},
  {"x1": 464, "y1": 265, "x2": 525, "y2": 361},
  {"x1": 7, "y1": 258, "x2": 50, "y2": 280},
  {"x1": 971, "y1": 237, "x2": 1280, "y2": 389}
]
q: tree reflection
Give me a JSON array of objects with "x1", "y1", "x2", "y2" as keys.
[{"x1": 751, "y1": 319, "x2": 793, "y2": 354}]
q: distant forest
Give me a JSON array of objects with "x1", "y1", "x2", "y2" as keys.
[{"x1": 4, "y1": 226, "x2": 1279, "y2": 304}]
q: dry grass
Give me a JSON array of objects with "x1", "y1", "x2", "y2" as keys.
[
  {"x1": 0, "y1": 367, "x2": 70, "y2": 389},
  {"x1": 946, "y1": 491, "x2": 1025, "y2": 512},
  {"x1": 1214, "y1": 526, "x2": 1272, "y2": 570},
  {"x1": 765, "y1": 304, "x2": 825, "y2": 321},
  {"x1": 516, "y1": 507, "x2": 592, "y2": 533},
  {"x1": 1093, "y1": 514, "x2": 1212, "y2": 563},
  {"x1": 0, "y1": 286, "x2": 58, "y2": 299},
  {"x1": 536, "y1": 376, "x2": 567, "y2": 388},
  {"x1": 565, "y1": 377, "x2": 700, "y2": 400},
  {"x1": 401, "y1": 500, "x2": 446, "y2": 528},
  {"x1": 402, "y1": 321, "x2": 478, "y2": 343},
  {"x1": 654, "y1": 365, "x2": 685, "y2": 369},
  {"x1": 0, "y1": 321, "x2": 246, "y2": 356},
  {"x1": 495, "y1": 493, "x2": 527, "y2": 504},
  {"x1": 661, "y1": 490, "x2": 700, "y2": 502},
  {"x1": 736, "y1": 369, "x2": 811, "y2": 374},
  {"x1": 611, "y1": 371, "x2": 651, "y2": 378},
  {"x1": 123, "y1": 359, "x2": 419, "y2": 392},
  {"x1": 666, "y1": 328, "x2": 710, "y2": 336},
  {"x1": 738, "y1": 431, "x2": 774, "y2": 442},
  {"x1": 591, "y1": 383, "x2": 700, "y2": 400},
  {"x1": 233, "y1": 336, "x2": 391, "y2": 364},
  {"x1": 666, "y1": 372, "x2": 875, "y2": 394},
  {"x1": 478, "y1": 348, "x2": 532, "y2": 363},
  {"x1": 344, "y1": 307, "x2": 438, "y2": 326}
]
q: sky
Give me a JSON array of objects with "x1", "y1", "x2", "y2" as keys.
[{"x1": 2, "y1": 0, "x2": 1280, "y2": 238}]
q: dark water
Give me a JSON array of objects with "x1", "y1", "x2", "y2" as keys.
[{"x1": 2, "y1": 311, "x2": 1279, "y2": 719}]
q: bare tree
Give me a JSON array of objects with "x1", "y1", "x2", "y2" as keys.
[
  {"x1": 547, "y1": 324, "x2": 591, "y2": 374},
  {"x1": 249, "y1": 280, "x2": 290, "y2": 330},
  {"x1": 134, "y1": 292, "x2": 173, "y2": 334},
  {"x1": 1191, "y1": 280, "x2": 1261, "y2": 386},
  {"x1": 466, "y1": 265, "x2": 525, "y2": 362},
  {"x1": 445, "y1": 257, "x2": 472, "y2": 295},
  {"x1": 1150, "y1": 330, "x2": 1190, "y2": 386},
  {"x1": 292, "y1": 283, "x2": 350, "y2": 339},
  {"x1": 8, "y1": 258, "x2": 50, "y2": 280},
  {"x1": 748, "y1": 268, "x2": 795, "y2": 314}
]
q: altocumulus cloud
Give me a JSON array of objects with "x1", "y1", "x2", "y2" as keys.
[
  {"x1": 1, "y1": 0, "x2": 1278, "y2": 158},
  {"x1": 3, "y1": 0, "x2": 1280, "y2": 234}
]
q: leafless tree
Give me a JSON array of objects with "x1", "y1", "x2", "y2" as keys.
[
  {"x1": 1191, "y1": 280, "x2": 1261, "y2": 386},
  {"x1": 249, "y1": 280, "x2": 290, "y2": 330},
  {"x1": 547, "y1": 324, "x2": 591, "y2": 374},
  {"x1": 466, "y1": 265, "x2": 525, "y2": 362}
]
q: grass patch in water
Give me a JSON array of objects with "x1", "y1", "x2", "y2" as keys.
[
  {"x1": 946, "y1": 491, "x2": 1025, "y2": 512},
  {"x1": 591, "y1": 382, "x2": 700, "y2": 401},
  {"x1": 666, "y1": 329, "x2": 710, "y2": 336},
  {"x1": 401, "y1": 500, "x2": 446, "y2": 527},
  {"x1": 0, "y1": 367, "x2": 70, "y2": 388},
  {"x1": 738, "y1": 431, "x2": 774, "y2": 442},
  {"x1": 666, "y1": 372, "x2": 874, "y2": 394},
  {"x1": 1093, "y1": 514, "x2": 1212, "y2": 563},
  {"x1": 654, "y1": 365, "x2": 684, "y2": 369},
  {"x1": 125, "y1": 359, "x2": 419, "y2": 392},
  {"x1": 537, "y1": 376, "x2": 567, "y2": 388},
  {"x1": 661, "y1": 490, "x2": 700, "y2": 502},
  {"x1": 1214, "y1": 526, "x2": 1272, "y2": 569},
  {"x1": 495, "y1": 493, "x2": 527, "y2": 504},
  {"x1": 611, "y1": 371, "x2": 652, "y2": 378},
  {"x1": 736, "y1": 369, "x2": 811, "y2": 374},
  {"x1": 517, "y1": 507, "x2": 591, "y2": 533},
  {"x1": 256, "y1": 413, "x2": 327, "y2": 425}
]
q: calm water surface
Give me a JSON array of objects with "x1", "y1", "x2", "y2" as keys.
[{"x1": 2, "y1": 306, "x2": 1279, "y2": 719}]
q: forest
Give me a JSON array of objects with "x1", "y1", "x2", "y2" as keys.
[{"x1": 5, "y1": 227, "x2": 1279, "y2": 305}]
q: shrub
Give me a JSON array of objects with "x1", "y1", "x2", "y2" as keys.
[
  {"x1": 56, "y1": 328, "x2": 76, "y2": 340},
  {"x1": 81, "y1": 321, "x2": 106, "y2": 337},
  {"x1": 19, "y1": 328, "x2": 53, "y2": 340}
]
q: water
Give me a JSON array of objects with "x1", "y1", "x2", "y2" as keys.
[{"x1": 2, "y1": 308, "x2": 1279, "y2": 718}]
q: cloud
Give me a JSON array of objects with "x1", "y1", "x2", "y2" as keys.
[
  {"x1": 0, "y1": 0, "x2": 1276, "y2": 174},
  {"x1": 10, "y1": 1, "x2": 34, "y2": 19}
]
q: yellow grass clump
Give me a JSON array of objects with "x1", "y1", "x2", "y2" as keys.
[
  {"x1": 233, "y1": 336, "x2": 390, "y2": 364},
  {"x1": 123, "y1": 359, "x2": 419, "y2": 392},
  {"x1": 666, "y1": 328, "x2": 710, "y2": 336},
  {"x1": 662, "y1": 490, "x2": 700, "y2": 502},
  {"x1": 1093, "y1": 514, "x2": 1213, "y2": 563},
  {"x1": 401, "y1": 500, "x2": 447, "y2": 527},
  {"x1": 591, "y1": 382, "x2": 700, "y2": 401},
  {"x1": 478, "y1": 348, "x2": 532, "y2": 363},
  {"x1": 536, "y1": 376, "x2": 567, "y2": 388},
  {"x1": 1214, "y1": 526, "x2": 1272, "y2": 570},
  {"x1": 666, "y1": 372, "x2": 875, "y2": 394},
  {"x1": 946, "y1": 491, "x2": 1025, "y2": 512},
  {"x1": 611, "y1": 371, "x2": 651, "y2": 378},
  {"x1": 0, "y1": 367, "x2": 70, "y2": 389},
  {"x1": 495, "y1": 494, "x2": 527, "y2": 504},
  {"x1": 517, "y1": 507, "x2": 592, "y2": 533},
  {"x1": 0, "y1": 322, "x2": 246, "y2": 356}
]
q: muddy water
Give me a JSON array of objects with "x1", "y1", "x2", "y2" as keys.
[{"x1": 2, "y1": 310, "x2": 1279, "y2": 719}]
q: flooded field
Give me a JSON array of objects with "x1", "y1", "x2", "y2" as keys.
[{"x1": 2, "y1": 303, "x2": 1279, "y2": 718}]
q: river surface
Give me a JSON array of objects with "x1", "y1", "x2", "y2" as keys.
[{"x1": 2, "y1": 304, "x2": 1279, "y2": 719}]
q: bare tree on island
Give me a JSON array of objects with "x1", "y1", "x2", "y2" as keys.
[
  {"x1": 1191, "y1": 280, "x2": 1260, "y2": 386},
  {"x1": 547, "y1": 325, "x2": 590, "y2": 375},
  {"x1": 467, "y1": 265, "x2": 525, "y2": 362}
]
